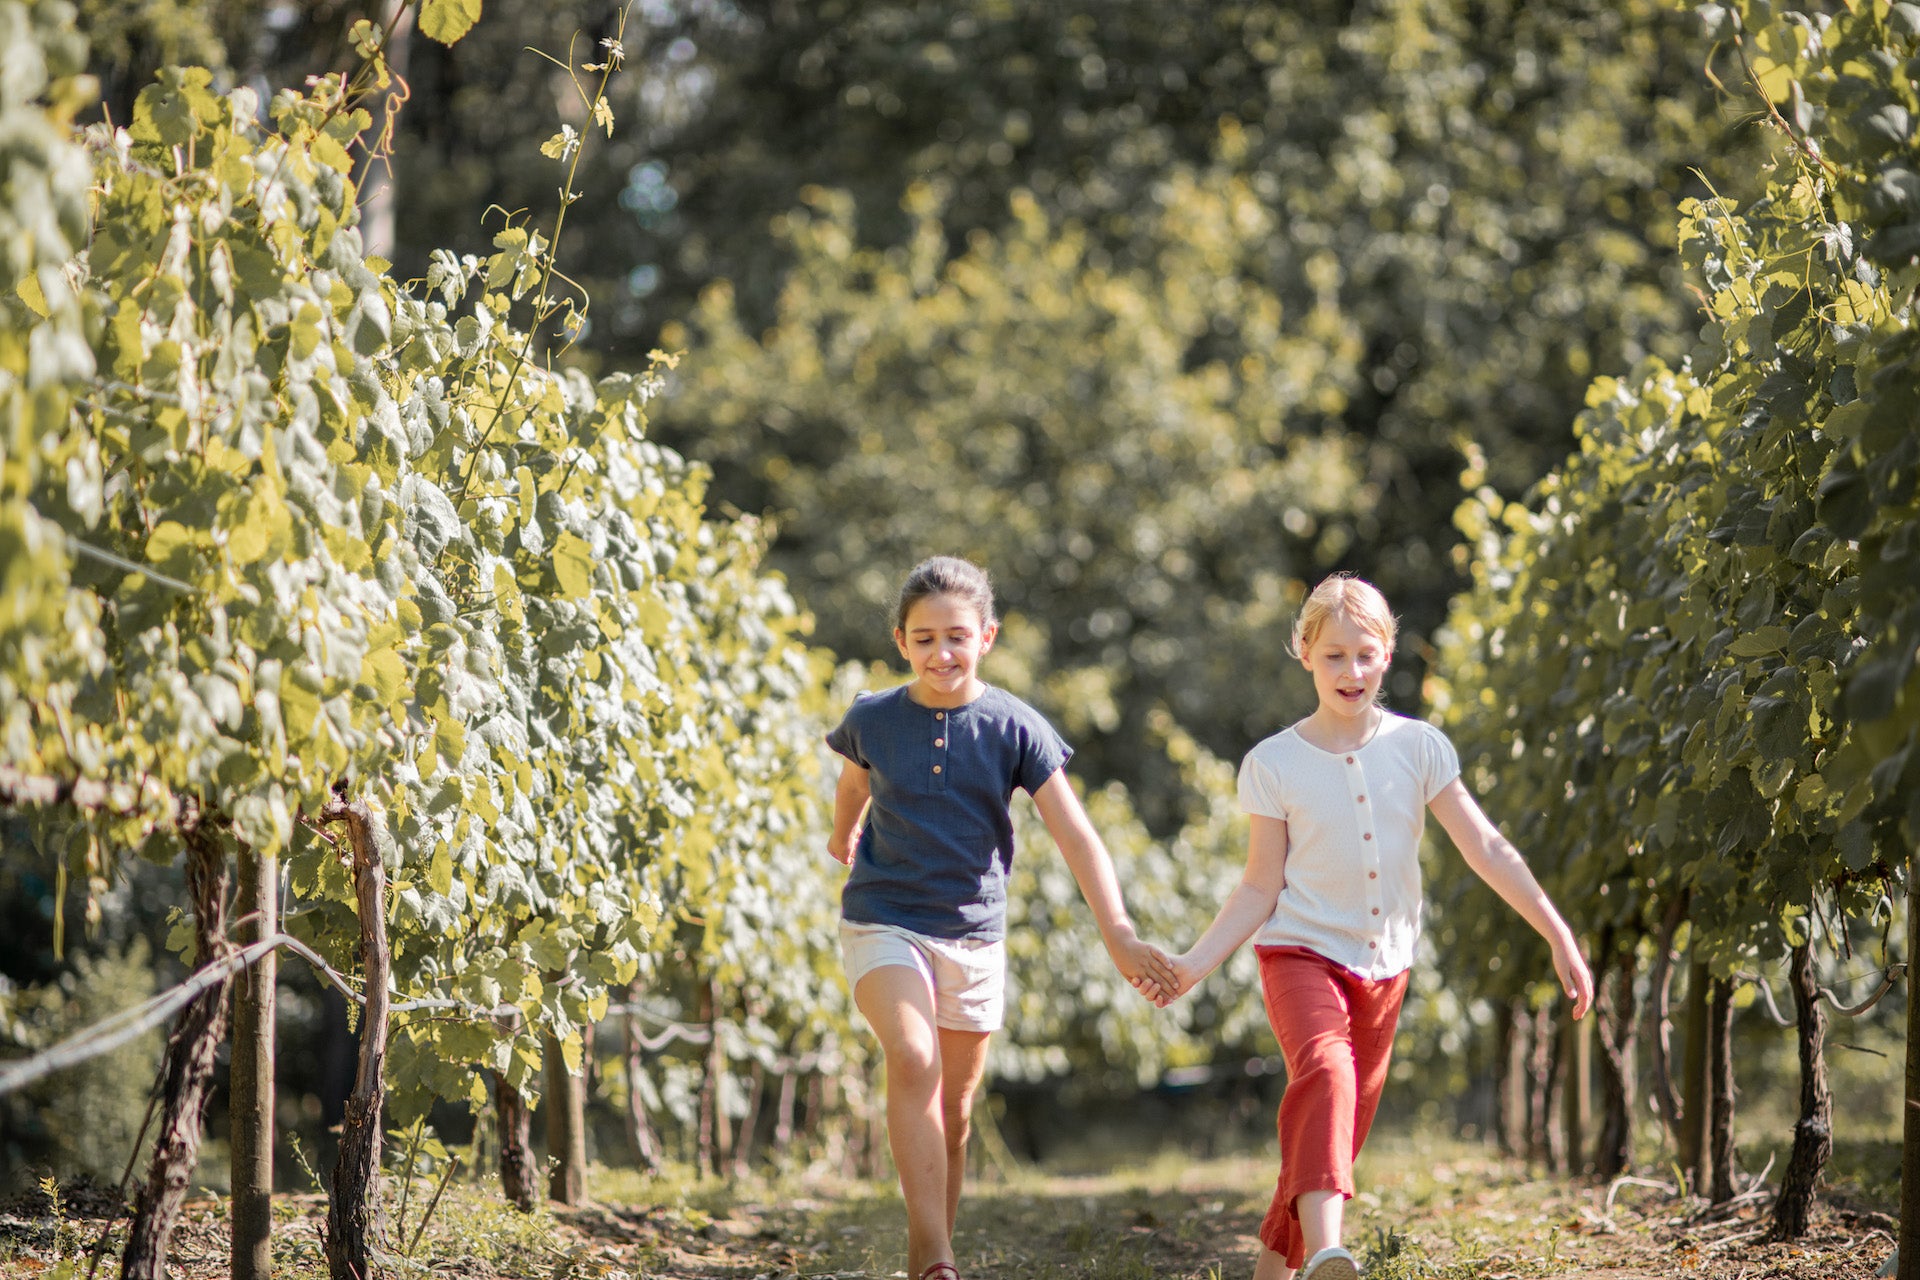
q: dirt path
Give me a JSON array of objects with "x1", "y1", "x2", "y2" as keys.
[{"x1": 0, "y1": 1141, "x2": 1897, "y2": 1278}]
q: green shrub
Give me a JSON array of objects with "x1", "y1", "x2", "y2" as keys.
[{"x1": 1, "y1": 940, "x2": 162, "y2": 1186}]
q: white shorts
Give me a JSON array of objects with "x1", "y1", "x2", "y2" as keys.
[{"x1": 840, "y1": 920, "x2": 1006, "y2": 1033}]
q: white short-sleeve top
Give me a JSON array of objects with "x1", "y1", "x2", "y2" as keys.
[{"x1": 1237, "y1": 712, "x2": 1461, "y2": 979}]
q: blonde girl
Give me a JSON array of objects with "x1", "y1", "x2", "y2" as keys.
[{"x1": 1168, "y1": 574, "x2": 1594, "y2": 1280}]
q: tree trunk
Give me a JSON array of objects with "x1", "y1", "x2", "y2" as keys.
[
  {"x1": 494, "y1": 1072, "x2": 537, "y2": 1211},
  {"x1": 1488, "y1": 1000, "x2": 1514, "y2": 1153},
  {"x1": 697, "y1": 979, "x2": 727, "y2": 1177},
  {"x1": 1594, "y1": 939, "x2": 1638, "y2": 1180},
  {"x1": 123, "y1": 829, "x2": 232, "y2": 1280},
  {"x1": 808, "y1": 1070, "x2": 828, "y2": 1142},
  {"x1": 356, "y1": 0, "x2": 413, "y2": 260},
  {"x1": 1527, "y1": 1003, "x2": 1556, "y2": 1168},
  {"x1": 544, "y1": 1031, "x2": 589, "y2": 1205},
  {"x1": 1680, "y1": 955, "x2": 1712, "y2": 1192},
  {"x1": 1771, "y1": 940, "x2": 1831, "y2": 1237},
  {"x1": 1500, "y1": 999, "x2": 1528, "y2": 1157},
  {"x1": 230, "y1": 847, "x2": 278, "y2": 1280},
  {"x1": 324, "y1": 798, "x2": 392, "y2": 1280},
  {"x1": 1647, "y1": 895, "x2": 1687, "y2": 1157},
  {"x1": 732, "y1": 1060, "x2": 767, "y2": 1178},
  {"x1": 1561, "y1": 1008, "x2": 1591, "y2": 1176},
  {"x1": 773, "y1": 1069, "x2": 799, "y2": 1153},
  {"x1": 1708, "y1": 976, "x2": 1737, "y2": 1205},
  {"x1": 623, "y1": 1001, "x2": 661, "y2": 1172}
]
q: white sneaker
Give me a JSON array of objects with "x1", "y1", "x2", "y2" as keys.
[{"x1": 1301, "y1": 1245, "x2": 1361, "y2": 1280}]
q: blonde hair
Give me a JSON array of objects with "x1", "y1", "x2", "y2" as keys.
[{"x1": 1288, "y1": 574, "x2": 1398, "y2": 659}]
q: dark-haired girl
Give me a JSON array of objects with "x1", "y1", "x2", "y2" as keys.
[{"x1": 825, "y1": 555, "x2": 1174, "y2": 1280}]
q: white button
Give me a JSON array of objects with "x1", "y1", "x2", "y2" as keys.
[
  {"x1": 932, "y1": 765, "x2": 942, "y2": 774},
  {"x1": 934, "y1": 738, "x2": 944, "y2": 747},
  {"x1": 936, "y1": 712, "x2": 945, "y2": 720}
]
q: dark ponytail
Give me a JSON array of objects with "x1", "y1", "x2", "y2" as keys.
[{"x1": 893, "y1": 556, "x2": 997, "y2": 632}]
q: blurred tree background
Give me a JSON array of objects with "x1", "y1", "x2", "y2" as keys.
[{"x1": 68, "y1": 0, "x2": 1770, "y2": 824}]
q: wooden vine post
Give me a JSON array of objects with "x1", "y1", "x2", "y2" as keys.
[
  {"x1": 123, "y1": 827, "x2": 232, "y2": 1280},
  {"x1": 230, "y1": 845, "x2": 279, "y2": 1280},
  {"x1": 322, "y1": 798, "x2": 393, "y2": 1280},
  {"x1": 1680, "y1": 957, "x2": 1711, "y2": 1193},
  {"x1": 544, "y1": 1028, "x2": 589, "y2": 1205},
  {"x1": 1900, "y1": 853, "x2": 1920, "y2": 1280}
]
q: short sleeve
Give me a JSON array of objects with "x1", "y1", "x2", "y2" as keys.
[
  {"x1": 1013, "y1": 711, "x2": 1071, "y2": 795},
  {"x1": 824, "y1": 696, "x2": 869, "y2": 767},
  {"x1": 1420, "y1": 723, "x2": 1462, "y2": 802},
  {"x1": 1237, "y1": 749, "x2": 1288, "y2": 820}
]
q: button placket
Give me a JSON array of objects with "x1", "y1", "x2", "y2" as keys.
[
  {"x1": 1352, "y1": 756, "x2": 1384, "y2": 921},
  {"x1": 931, "y1": 709, "x2": 950, "y2": 789}
]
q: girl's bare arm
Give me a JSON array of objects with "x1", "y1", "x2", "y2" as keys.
[
  {"x1": 826, "y1": 758, "x2": 871, "y2": 865},
  {"x1": 1031, "y1": 770, "x2": 1178, "y2": 998},
  {"x1": 1171, "y1": 814, "x2": 1289, "y2": 995},
  {"x1": 1428, "y1": 778, "x2": 1594, "y2": 1017}
]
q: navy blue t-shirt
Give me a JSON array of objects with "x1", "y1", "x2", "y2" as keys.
[{"x1": 826, "y1": 684, "x2": 1071, "y2": 942}]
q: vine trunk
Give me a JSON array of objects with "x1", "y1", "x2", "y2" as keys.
[
  {"x1": 122, "y1": 828, "x2": 232, "y2": 1280},
  {"x1": 1771, "y1": 940, "x2": 1831, "y2": 1237}
]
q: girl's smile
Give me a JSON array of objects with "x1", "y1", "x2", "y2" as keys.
[{"x1": 895, "y1": 592, "x2": 997, "y2": 708}]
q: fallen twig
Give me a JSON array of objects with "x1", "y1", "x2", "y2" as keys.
[{"x1": 1605, "y1": 1175, "x2": 1679, "y2": 1215}]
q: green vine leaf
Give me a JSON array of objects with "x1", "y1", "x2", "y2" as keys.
[{"x1": 418, "y1": 0, "x2": 483, "y2": 46}]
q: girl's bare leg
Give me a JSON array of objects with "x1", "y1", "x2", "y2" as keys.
[
  {"x1": 1253, "y1": 1248, "x2": 1295, "y2": 1280},
  {"x1": 1252, "y1": 1190, "x2": 1343, "y2": 1280},
  {"x1": 937, "y1": 1027, "x2": 992, "y2": 1234},
  {"x1": 856, "y1": 967, "x2": 988, "y2": 1277}
]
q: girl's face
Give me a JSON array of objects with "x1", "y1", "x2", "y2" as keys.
[
  {"x1": 895, "y1": 593, "x2": 997, "y2": 707},
  {"x1": 1301, "y1": 610, "x2": 1392, "y2": 721}
]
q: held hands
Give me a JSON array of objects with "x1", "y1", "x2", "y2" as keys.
[
  {"x1": 1554, "y1": 936, "x2": 1596, "y2": 1019},
  {"x1": 1167, "y1": 952, "x2": 1203, "y2": 1001},
  {"x1": 1137, "y1": 952, "x2": 1205, "y2": 1006},
  {"x1": 1111, "y1": 932, "x2": 1180, "y2": 1008},
  {"x1": 1121, "y1": 943, "x2": 1209, "y2": 1009}
]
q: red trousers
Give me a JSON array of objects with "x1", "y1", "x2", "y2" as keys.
[{"x1": 1256, "y1": 946, "x2": 1409, "y2": 1269}]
